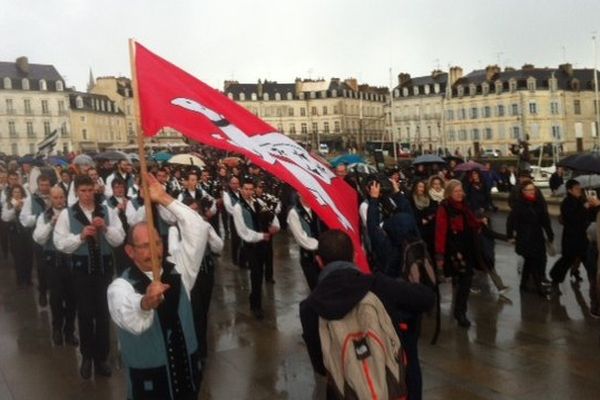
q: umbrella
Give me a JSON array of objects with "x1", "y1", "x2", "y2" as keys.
[
  {"x1": 557, "y1": 152, "x2": 600, "y2": 174},
  {"x1": 72, "y1": 154, "x2": 94, "y2": 166},
  {"x1": 330, "y1": 154, "x2": 365, "y2": 167},
  {"x1": 18, "y1": 155, "x2": 43, "y2": 165},
  {"x1": 169, "y1": 153, "x2": 205, "y2": 167},
  {"x1": 412, "y1": 154, "x2": 446, "y2": 166},
  {"x1": 222, "y1": 156, "x2": 243, "y2": 167},
  {"x1": 347, "y1": 162, "x2": 377, "y2": 174},
  {"x1": 46, "y1": 156, "x2": 69, "y2": 167},
  {"x1": 152, "y1": 151, "x2": 172, "y2": 162},
  {"x1": 95, "y1": 150, "x2": 130, "y2": 161},
  {"x1": 454, "y1": 161, "x2": 485, "y2": 172},
  {"x1": 554, "y1": 174, "x2": 600, "y2": 196}
]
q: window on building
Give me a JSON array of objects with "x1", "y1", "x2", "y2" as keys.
[
  {"x1": 43, "y1": 121, "x2": 51, "y2": 135},
  {"x1": 574, "y1": 99, "x2": 581, "y2": 115},
  {"x1": 82, "y1": 129, "x2": 88, "y2": 140},
  {"x1": 21, "y1": 78, "x2": 29, "y2": 90},
  {"x1": 457, "y1": 86, "x2": 464, "y2": 97},
  {"x1": 552, "y1": 125, "x2": 561, "y2": 140},
  {"x1": 483, "y1": 106, "x2": 491, "y2": 118},
  {"x1": 485, "y1": 128, "x2": 493, "y2": 140},
  {"x1": 459, "y1": 108, "x2": 466, "y2": 120},
  {"x1": 300, "y1": 107, "x2": 306, "y2": 116},
  {"x1": 250, "y1": 93, "x2": 256, "y2": 101},
  {"x1": 529, "y1": 102, "x2": 537, "y2": 114},
  {"x1": 333, "y1": 105, "x2": 339, "y2": 114},
  {"x1": 323, "y1": 106, "x2": 328, "y2": 115},
  {"x1": 448, "y1": 129, "x2": 455, "y2": 142},
  {"x1": 498, "y1": 125, "x2": 506, "y2": 139},
  {"x1": 511, "y1": 103, "x2": 519, "y2": 116},
  {"x1": 470, "y1": 107, "x2": 478, "y2": 119},
  {"x1": 8, "y1": 121, "x2": 16, "y2": 137},
  {"x1": 39, "y1": 79, "x2": 47, "y2": 91},
  {"x1": 469, "y1": 84, "x2": 477, "y2": 96},
  {"x1": 447, "y1": 109, "x2": 454, "y2": 120},
  {"x1": 402, "y1": 88, "x2": 409, "y2": 97},
  {"x1": 311, "y1": 107, "x2": 317, "y2": 116},
  {"x1": 11, "y1": 143, "x2": 18, "y2": 155},
  {"x1": 424, "y1": 85, "x2": 430, "y2": 95},
  {"x1": 471, "y1": 129, "x2": 480, "y2": 141},
  {"x1": 27, "y1": 121, "x2": 34, "y2": 137},
  {"x1": 413, "y1": 86, "x2": 420, "y2": 96},
  {"x1": 497, "y1": 104, "x2": 505, "y2": 116},
  {"x1": 495, "y1": 81, "x2": 502, "y2": 94},
  {"x1": 58, "y1": 100, "x2": 65, "y2": 114},
  {"x1": 263, "y1": 93, "x2": 269, "y2": 101},
  {"x1": 56, "y1": 81, "x2": 64, "y2": 91},
  {"x1": 324, "y1": 122, "x2": 330, "y2": 133},
  {"x1": 551, "y1": 102, "x2": 559, "y2": 115},
  {"x1": 3, "y1": 77, "x2": 11, "y2": 89},
  {"x1": 41, "y1": 100, "x2": 49, "y2": 114},
  {"x1": 274, "y1": 92, "x2": 281, "y2": 101},
  {"x1": 61, "y1": 124, "x2": 67, "y2": 137},
  {"x1": 75, "y1": 96, "x2": 84, "y2": 109},
  {"x1": 312, "y1": 122, "x2": 318, "y2": 133},
  {"x1": 239, "y1": 93, "x2": 246, "y2": 101},
  {"x1": 458, "y1": 130, "x2": 467, "y2": 141},
  {"x1": 310, "y1": 92, "x2": 316, "y2": 99},
  {"x1": 334, "y1": 121, "x2": 340, "y2": 132},
  {"x1": 509, "y1": 79, "x2": 517, "y2": 92},
  {"x1": 288, "y1": 107, "x2": 294, "y2": 116},
  {"x1": 286, "y1": 92, "x2": 293, "y2": 100},
  {"x1": 301, "y1": 123, "x2": 307, "y2": 134},
  {"x1": 289, "y1": 124, "x2": 296, "y2": 134},
  {"x1": 549, "y1": 78, "x2": 557, "y2": 92},
  {"x1": 277, "y1": 107, "x2": 283, "y2": 117},
  {"x1": 5, "y1": 99, "x2": 14, "y2": 113},
  {"x1": 24, "y1": 99, "x2": 32, "y2": 114},
  {"x1": 512, "y1": 126, "x2": 520, "y2": 139},
  {"x1": 482, "y1": 83, "x2": 489, "y2": 95},
  {"x1": 527, "y1": 78, "x2": 536, "y2": 91}
]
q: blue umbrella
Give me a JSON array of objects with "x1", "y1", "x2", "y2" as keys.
[
  {"x1": 330, "y1": 154, "x2": 365, "y2": 167},
  {"x1": 152, "y1": 151, "x2": 173, "y2": 162},
  {"x1": 46, "y1": 156, "x2": 68, "y2": 166},
  {"x1": 18, "y1": 155, "x2": 44, "y2": 166}
]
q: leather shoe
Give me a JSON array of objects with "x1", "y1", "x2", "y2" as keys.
[
  {"x1": 52, "y1": 329, "x2": 63, "y2": 346},
  {"x1": 80, "y1": 357, "x2": 92, "y2": 380},
  {"x1": 94, "y1": 360, "x2": 112, "y2": 377},
  {"x1": 65, "y1": 333, "x2": 79, "y2": 347},
  {"x1": 455, "y1": 314, "x2": 471, "y2": 328}
]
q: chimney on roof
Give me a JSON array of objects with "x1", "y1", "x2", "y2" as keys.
[
  {"x1": 16, "y1": 57, "x2": 29, "y2": 75},
  {"x1": 431, "y1": 69, "x2": 444, "y2": 79},
  {"x1": 485, "y1": 65, "x2": 501, "y2": 81},
  {"x1": 522, "y1": 63, "x2": 535, "y2": 71},
  {"x1": 223, "y1": 80, "x2": 238, "y2": 91},
  {"x1": 345, "y1": 78, "x2": 358, "y2": 91},
  {"x1": 257, "y1": 79, "x2": 263, "y2": 97},
  {"x1": 398, "y1": 73, "x2": 411, "y2": 86},
  {"x1": 448, "y1": 66, "x2": 463, "y2": 86},
  {"x1": 504, "y1": 66, "x2": 516, "y2": 72},
  {"x1": 559, "y1": 63, "x2": 573, "y2": 76}
]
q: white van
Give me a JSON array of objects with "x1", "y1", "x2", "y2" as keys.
[{"x1": 318, "y1": 143, "x2": 329, "y2": 155}]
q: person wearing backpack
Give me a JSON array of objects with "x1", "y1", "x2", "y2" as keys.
[{"x1": 299, "y1": 230, "x2": 435, "y2": 400}]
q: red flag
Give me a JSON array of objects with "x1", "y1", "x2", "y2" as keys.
[{"x1": 134, "y1": 42, "x2": 368, "y2": 271}]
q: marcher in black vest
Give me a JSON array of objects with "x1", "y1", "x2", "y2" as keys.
[
  {"x1": 287, "y1": 195, "x2": 327, "y2": 290},
  {"x1": 1, "y1": 184, "x2": 33, "y2": 286},
  {"x1": 108, "y1": 172, "x2": 212, "y2": 400},
  {"x1": 232, "y1": 178, "x2": 280, "y2": 319},
  {"x1": 33, "y1": 186, "x2": 79, "y2": 347},
  {"x1": 53, "y1": 175, "x2": 125, "y2": 379},
  {"x1": 0, "y1": 169, "x2": 9, "y2": 260},
  {"x1": 255, "y1": 180, "x2": 282, "y2": 284},
  {"x1": 223, "y1": 175, "x2": 242, "y2": 266},
  {"x1": 58, "y1": 170, "x2": 72, "y2": 198},
  {"x1": 106, "y1": 178, "x2": 137, "y2": 275},
  {"x1": 20, "y1": 175, "x2": 52, "y2": 306},
  {"x1": 200, "y1": 169, "x2": 221, "y2": 234},
  {"x1": 0, "y1": 171, "x2": 19, "y2": 261}
]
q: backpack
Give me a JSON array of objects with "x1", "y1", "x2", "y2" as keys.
[{"x1": 318, "y1": 292, "x2": 407, "y2": 400}]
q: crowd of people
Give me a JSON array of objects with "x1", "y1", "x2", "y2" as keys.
[{"x1": 0, "y1": 148, "x2": 599, "y2": 400}]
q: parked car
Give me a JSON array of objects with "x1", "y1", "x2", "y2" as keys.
[
  {"x1": 482, "y1": 148, "x2": 502, "y2": 158},
  {"x1": 318, "y1": 143, "x2": 329, "y2": 155}
]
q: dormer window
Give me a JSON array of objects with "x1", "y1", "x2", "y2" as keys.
[
  {"x1": 457, "y1": 85, "x2": 464, "y2": 97},
  {"x1": 413, "y1": 86, "x2": 420, "y2": 96},
  {"x1": 434, "y1": 83, "x2": 440, "y2": 94},
  {"x1": 227, "y1": 93, "x2": 233, "y2": 100},
  {"x1": 424, "y1": 85, "x2": 430, "y2": 95},
  {"x1": 482, "y1": 82, "x2": 489, "y2": 95},
  {"x1": 286, "y1": 92, "x2": 293, "y2": 100},
  {"x1": 332, "y1": 89, "x2": 337, "y2": 98},
  {"x1": 495, "y1": 80, "x2": 502, "y2": 94},
  {"x1": 251, "y1": 92, "x2": 257, "y2": 101},
  {"x1": 527, "y1": 77, "x2": 536, "y2": 92},
  {"x1": 3, "y1": 77, "x2": 11, "y2": 89},
  {"x1": 321, "y1": 90, "x2": 327, "y2": 98},
  {"x1": 549, "y1": 77, "x2": 558, "y2": 92},
  {"x1": 263, "y1": 93, "x2": 269, "y2": 101},
  {"x1": 21, "y1": 78, "x2": 29, "y2": 90},
  {"x1": 402, "y1": 87, "x2": 409, "y2": 97},
  {"x1": 469, "y1": 84, "x2": 476, "y2": 96},
  {"x1": 56, "y1": 80, "x2": 64, "y2": 91},
  {"x1": 274, "y1": 92, "x2": 281, "y2": 101},
  {"x1": 509, "y1": 79, "x2": 517, "y2": 92},
  {"x1": 39, "y1": 79, "x2": 47, "y2": 91},
  {"x1": 75, "y1": 96, "x2": 84, "y2": 109},
  {"x1": 310, "y1": 91, "x2": 316, "y2": 99},
  {"x1": 571, "y1": 79, "x2": 581, "y2": 91}
]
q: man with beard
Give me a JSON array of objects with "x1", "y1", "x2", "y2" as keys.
[{"x1": 104, "y1": 158, "x2": 134, "y2": 198}]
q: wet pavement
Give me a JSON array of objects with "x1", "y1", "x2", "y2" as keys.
[{"x1": 1, "y1": 214, "x2": 600, "y2": 399}]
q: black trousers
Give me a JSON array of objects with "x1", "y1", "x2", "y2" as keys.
[
  {"x1": 264, "y1": 240, "x2": 274, "y2": 282},
  {"x1": 584, "y1": 245, "x2": 599, "y2": 311},
  {"x1": 522, "y1": 255, "x2": 547, "y2": 291},
  {"x1": 452, "y1": 270, "x2": 473, "y2": 317},
  {"x1": 550, "y1": 251, "x2": 584, "y2": 284},
  {"x1": 229, "y1": 216, "x2": 240, "y2": 266},
  {"x1": 8, "y1": 224, "x2": 33, "y2": 285},
  {"x1": 0, "y1": 219, "x2": 9, "y2": 259},
  {"x1": 72, "y1": 268, "x2": 112, "y2": 361},
  {"x1": 220, "y1": 209, "x2": 229, "y2": 236},
  {"x1": 34, "y1": 244, "x2": 47, "y2": 296},
  {"x1": 300, "y1": 257, "x2": 320, "y2": 291},
  {"x1": 47, "y1": 252, "x2": 76, "y2": 334},
  {"x1": 190, "y1": 269, "x2": 214, "y2": 360},
  {"x1": 244, "y1": 243, "x2": 267, "y2": 310}
]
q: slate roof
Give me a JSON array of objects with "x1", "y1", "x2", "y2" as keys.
[
  {"x1": 0, "y1": 60, "x2": 65, "y2": 91},
  {"x1": 68, "y1": 92, "x2": 124, "y2": 115}
]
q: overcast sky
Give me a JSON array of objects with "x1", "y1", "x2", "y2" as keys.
[{"x1": 2, "y1": 0, "x2": 600, "y2": 91}]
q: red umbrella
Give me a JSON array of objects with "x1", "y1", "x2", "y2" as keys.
[{"x1": 454, "y1": 161, "x2": 485, "y2": 172}]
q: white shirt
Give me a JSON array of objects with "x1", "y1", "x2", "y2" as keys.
[
  {"x1": 107, "y1": 200, "x2": 210, "y2": 335},
  {"x1": 104, "y1": 197, "x2": 138, "y2": 228},
  {"x1": 132, "y1": 204, "x2": 177, "y2": 227},
  {"x1": 19, "y1": 193, "x2": 49, "y2": 228},
  {"x1": 222, "y1": 190, "x2": 239, "y2": 215},
  {"x1": 1, "y1": 202, "x2": 18, "y2": 222},
  {"x1": 359, "y1": 200, "x2": 369, "y2": 229},
  {"x1": 67, "y1": 183, "x2": 78, "y2": 207},
  {"x1": 53, "y1": 202, "x2": 125, "y2": 253},
  {"x1": 32, "y1": 208, "x2": 62, "y2": 246},
  {"x1": 286, "y1": 205, "x2": 318, "y2": 251},
  {"x1": 104, "y1": 172, "x2": 130, "y2": 198},
  {"x1": 232, "y1": 198, "x2": 280, "y2": 243}
]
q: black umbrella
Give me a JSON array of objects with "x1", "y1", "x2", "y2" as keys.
[
  {"x1": 444, "y1": 155, "x2": 465, "y2": 164},
  {"x1": 557, "y1": 152, "x2": 600, "y2": 174},
  {"x1": 412, "y1": 154, "x2": 446, "y2": 166}
]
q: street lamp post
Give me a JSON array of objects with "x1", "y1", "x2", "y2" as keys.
[{"x1": 593, "y1": 33, "x2": 600, "y2": 149}]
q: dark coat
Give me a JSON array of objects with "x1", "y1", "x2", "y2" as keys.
[
  {"x1": 299, "y1": 263, "x2": 435, "y2": 399},
  {"x1": 507, "y1": 196, "x2": 554, "y2": 258},
  {"x1": 559, "y1": 193, "x2": 594, "y2": 258}
]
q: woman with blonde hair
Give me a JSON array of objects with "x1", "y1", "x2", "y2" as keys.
[{"x1": 435, "y1": 179, "x2": 481, "y2": 327}]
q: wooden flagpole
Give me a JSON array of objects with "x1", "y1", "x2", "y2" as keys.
[{"x1": 129, "y1": 38, "x2": 161, "y2": 281}]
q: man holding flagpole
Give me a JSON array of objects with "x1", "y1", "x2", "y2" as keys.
[{"x1": 108, "y1": 173, "x2": 210, "y2": 400}]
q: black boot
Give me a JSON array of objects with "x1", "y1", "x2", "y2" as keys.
[{"x1": 455, "y1": 314, "x2": 471, "y2": 328}]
